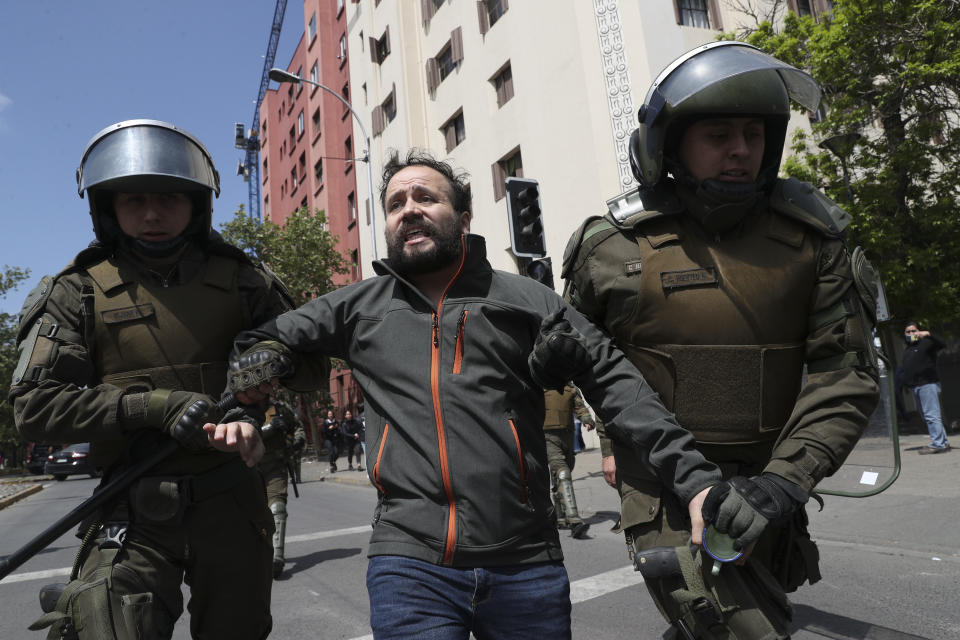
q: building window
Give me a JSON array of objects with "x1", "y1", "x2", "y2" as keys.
[
  {"x1": 787, "y1": 0, "x2": 832, "y2": 17},
  {"x1": 298, "y1": 153, "x2": 306, "y2": 186},
  {"x1": 262, "y1": 158, "x2": 268, "y2": 179},
  {"x1": 426, "y1": 27, "x2": 463, "y2": 91},
  {"x1": 370, "y1": 27, "x2": 391, "y2": 64},
  {"x1": 339, "y1": 34, "x2": 347, "y2": 62},
  {"x1": 491, "y1": 63, "x2": 514, "y2": 108},
  {"x1": 314, "y1": 158, "x2": 323, "y2": 185},
  {"x1": 478, "y1": 0, "x2": 508, "y2": 35},
  {"x1": 288, "y1": 126, "x2": 296, "y2": 153},
  {"x1": 296, "y1": 66, "x2": 303, "y2": 94},
  {"x1": 491, "y1": 147, "x2": 522, "y2": 201},
  {"x1": 348, "y1": 192, "x2": 357, "y2": 224},
  {"x1": 345, "y1": 136, "x2": 353, "y2": 172},
  {"x1": 308, "y1": 13, "x2": 316, "y2": 42},
  {"x1": 674, "y1": 0, "x2": 722, "y2": 29},
  {"x1": 441, "y1": 110, "x2": 466, "y2": 152},
  {"x1": 291, "y1": 167, "x2": 298, "y2": 191},
  {"x1": 423, "y1": 0, "x2": 446, "y2": 25},
  {"x1": 297, "y1": 110, "x2": 305, "y2": 137},
  {"x1": 350, "y1": 249, "x2": 359, "y2": 281},
  {"x1": 310, "y1": 61, "x2": 319, "y2": 85},
  {"x1": 264, "y1": 195, "x2": 270, "y2": 218},
  {"x1": 337, "y1": 0, "x2": 345, "y2": 15},
  {"x1": 372, "y1": 85, "x2": 397, "y2": 136},
  {"x1": 312, "y1": 109, "x2": 321, "y2": 137}
]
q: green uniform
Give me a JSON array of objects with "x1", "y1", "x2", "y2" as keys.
[
  {"x1": 10, "y1": 238, "x2": 295, "y2": 640},
  {"x1": 565, "y1": 180, "x2": 879, "y2": 637},
  {"x1": 543, "y1": 385, "x2": 596, "y2": 532},
  {"x1": 258, "y1": 400, "x2": 306, "y2": 577}
]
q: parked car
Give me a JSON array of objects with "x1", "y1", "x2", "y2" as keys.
[
  {"x1": 25, "y1": 443, "x2": 62, "y2": 474},
  {"x1": 44, "y1": 443, "x2": 99, "y2": 481}
]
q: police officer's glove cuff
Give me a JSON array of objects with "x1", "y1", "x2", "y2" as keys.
[
  {"x1": 701, "y1": 474, "x2": 805, "y2": 551},
  {"x1": 528, "y1": 310, "x2": 591, "y2": 391},
  {"x1": 123, "y1": 390, "x2": 220, "y2": 452},
  {"x1": 228, "y1": 341, "x2": 294, "y2": 394}
]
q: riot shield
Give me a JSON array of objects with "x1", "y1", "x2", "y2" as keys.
[{"x1": 817, "y1": 274, "x2": 900, "y2": 497}]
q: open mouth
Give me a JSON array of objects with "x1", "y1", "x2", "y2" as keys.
[
  {"x1": 402, "y1": 226, "x2": 432, "y2": 245},
  {"x1": 718, "y1": 169, "x2": 751, "y2": 181}
]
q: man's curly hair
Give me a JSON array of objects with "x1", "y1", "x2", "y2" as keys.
[{"x1": 379, "y1": 149, "x2": 472, "y2": 216}]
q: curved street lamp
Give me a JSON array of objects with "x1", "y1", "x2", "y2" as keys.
[{"x1": 269, "y1": 67, "x2": 378, "y2": 261}]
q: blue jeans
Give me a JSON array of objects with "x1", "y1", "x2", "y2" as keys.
[
  {"x1": 913, "y1": 382, "x2": 949, "y2": 449},
  {"x1": 366, "y1": 556, "x2": 571, "y2": 640}
]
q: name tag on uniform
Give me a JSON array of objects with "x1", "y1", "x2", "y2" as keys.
[
  {"x1": 624, "y1": 260, "x2": 642, "y2": 275},
  {"x1": 660, "y1": 268, "x2": 718, "y2": 290},
  {"x1": 101, "y1": 303, "x2": 156, "y2": 324}
]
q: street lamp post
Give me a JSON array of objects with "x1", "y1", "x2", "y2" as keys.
[{"x1": 269, "y1": 67, "x2": 378, "y2": 261}]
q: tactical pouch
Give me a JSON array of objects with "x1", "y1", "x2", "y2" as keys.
[
  {"x1": 130, "y1": 477, "x2": 184, "y2": 524},
  {"x1": 772, "y1": 509, "x2": 821, "y2": 593},
  {"x1": 29, "y1": 548, "x2": 125, "y2": 639}
]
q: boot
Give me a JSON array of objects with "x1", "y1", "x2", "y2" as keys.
[
  {"x1": 557, "y1": 468, "x2": 589, "y2": 539},
  {"x1": 271, "y1": 501, "x2": 287, "y2": 579}
]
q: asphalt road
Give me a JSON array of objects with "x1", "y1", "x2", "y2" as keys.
[{"x1": 1, "y1": 434, "x2": 958, "y2": 639}]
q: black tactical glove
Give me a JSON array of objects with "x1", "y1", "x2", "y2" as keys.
[
  {"x1": 528, "y1": 309, "x2": 592, "y2": 391},
  {"x1": 701, "y1": 474, "x2": 807, "y2": 551},
  {"x1": 228, "y1": 341, "x2": 294, "y2": 394},
  {"x1": 292, "y1": 435, "x2": 306, "y2": 452},
  {"x1": 122, "y1": 390, "x2": 223, "y2": 452}
]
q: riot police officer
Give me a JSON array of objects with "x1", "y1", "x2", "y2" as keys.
[
  {"x1": 258, "y1": 396, "x2": 307, "y2": 578},
  {"x1": 9, "y1": 120, "x2": 314, "y2": 639},
  {"x1": 563, "y1": 43, "x2": 880, "y2": 638},
  {"x1": 543, "y1": 385, "x2": 596, "y2": 539}
]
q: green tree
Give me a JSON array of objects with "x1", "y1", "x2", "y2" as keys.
[
  {"x1": 220, "y1": 205, "x2": 349, "y2": 306},
  {"x1": 0, "y1": 265, "x2": 31, "y2": 468},
  {"x1": 220, "y1": 205, "x2": 349, "y2": 454},
  {"x1": 731, "y1": 0, "x2": 960, "y2": 331}
]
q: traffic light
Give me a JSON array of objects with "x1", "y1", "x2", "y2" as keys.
[
  {"x1": 505, "y1": 177, "x2": 546, "y2": 258},
  {"x1": 525, "y1": 257, "x2": 554, "y2": 289}
]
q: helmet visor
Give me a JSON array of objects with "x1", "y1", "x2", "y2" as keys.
[
  {"x1": 643, "y1": 42, "x2": 821, "y2": 126},
  {"x1": 78, "y1": 120, "x2": 220, "y2": 197}
]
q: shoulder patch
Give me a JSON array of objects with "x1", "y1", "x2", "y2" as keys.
[
  {"x1": 770, "y1": 178, "x2": 850, "y2": 238},
  {"x1": 16, "y1": 276, "x2": 55, "y2": 339},
  {"x1": 561, "y1": 215, "x2": 605, "y2": 280}
]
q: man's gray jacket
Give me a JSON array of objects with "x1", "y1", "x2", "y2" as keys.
[{"x1": 232, "y1": 234, "x2": 720, "y2": 567}]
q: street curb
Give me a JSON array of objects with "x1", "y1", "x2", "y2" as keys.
[
  {"x1": 0, "y1": 483, "x2": 43, "y2": 510},
  {"x1": 312, "y1": 473, "x2": 374, "y2": 487},
  {"x1": 0, "y1": 475, "x2": 52, "y2": 485}
]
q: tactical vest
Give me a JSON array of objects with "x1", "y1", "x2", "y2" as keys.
[
  {"x1": 543, "y1": 386, "x2": 577, "y2": 431},
  {"x1": 86, "y1": 254, "x2": 245, "y2": 467},
  {"x1": 605, "y1": 208, "x2": 819, "y2": 445}
]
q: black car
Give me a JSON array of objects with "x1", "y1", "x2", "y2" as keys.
[
  {"x1": 44, "y1": 443, "x2": 99, "y2": 481},
  {"x1": 25, "y1": 443, "x2": 62, "y2": 474}
]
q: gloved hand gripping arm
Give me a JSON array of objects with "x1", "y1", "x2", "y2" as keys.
[
  {"x1": 528, "y1": 310, "x2": 592, "y2": 391},
  {"x1": 700, "y1": 473, "x2": 809, "y2": 552}
]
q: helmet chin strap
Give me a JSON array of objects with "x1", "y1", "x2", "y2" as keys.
[{"x1": 667, "y1": 158, "x2": 771, "y2": 234}]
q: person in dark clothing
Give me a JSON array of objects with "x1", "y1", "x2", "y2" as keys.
[
  {"x1": 322, "y1": 409, "x2": 342, "y2": 472},
  {"x1": 340, "y1": 409, "x2": 365, "y2": 471},
  {"x1": 902, "y1": 322, "x2": 950, "y2": 453}
]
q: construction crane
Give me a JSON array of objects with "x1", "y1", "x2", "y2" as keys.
[{"x1": 235, "y1": 0, "x2": 288, "y2": 221}]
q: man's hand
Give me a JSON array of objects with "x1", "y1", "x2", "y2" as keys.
[
  {"x1": 700, "y1": 474, "x2": 806, "y2": 552},
  {"x1": 688, "y1": 486, "x2": 712, "y2": 546},
  {"x1": 203, "y1": 421, "x2": 265, "y2": 467},
  {"x1": 529, "y1": 309, "x2": 591, "y2": 391},
  {"x1": 228, "y1": 341, "x2": 294, "y2": 402},
  {"x1": 601, "y1": 455, "x2": 617, "y2": 488}
]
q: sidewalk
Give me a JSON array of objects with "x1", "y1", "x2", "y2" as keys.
[{"x1": 0, "y1": 474, "x2": 49, "y2": 509}]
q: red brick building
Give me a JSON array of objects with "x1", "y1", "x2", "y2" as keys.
[{"x1": 259, "y1": 0, "x2": 363, "y2": 425}]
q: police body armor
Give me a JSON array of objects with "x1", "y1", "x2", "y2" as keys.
[{"x1": 87, "y1": 251, "x2": 244, "y2": 474}]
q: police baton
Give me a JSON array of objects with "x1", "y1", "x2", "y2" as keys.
[{"x1": 0, "y1": 396, "x2": 240, "y2": 581}]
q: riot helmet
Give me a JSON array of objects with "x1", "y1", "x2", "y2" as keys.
[
  {"x1": 77, "y1": 119, "x2": 220, "y2": 254},
  {"x1": 629, "y1": 42, "x2": 821, "y2": 231}
]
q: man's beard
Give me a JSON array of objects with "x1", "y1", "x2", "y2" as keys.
[{"x1": 386, "y1": 215, "x2": 463, "y2": 276}]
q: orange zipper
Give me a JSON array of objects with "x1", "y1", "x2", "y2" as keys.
[
  {"x1": 508, "y1": 419, "x2": 527, "y2": 503},
  {"x1": 372, "y1": 423, "x2": 390, "y2": 494},
  {"x1": 434, "y1": 236, "x2": 468, "y2": 565},
  {"x1": 452, "y1": 309, "x2": 468, "y2": 374}
]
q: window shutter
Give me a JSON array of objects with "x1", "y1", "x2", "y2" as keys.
[
  {"x1": 445, "y1": 123, "x2": 456, "y2": 153},
  {"x1": 369, "y1": 36, "x2": 378, "y2": 62},
  {"x1": 421, "y1": 0, "x2": 434, "y2": 24},
  {"x1": 707, "y1": 0, "x2": 723, "y2": 29},
  {"x1": 426, "y1": 58, "x2": 440, "y2": 92},
  {"x1": 451, "y1": 27, "x2": 464, "y2": 64},
  {"x1": 785, "y1": 0, "x2": 798, "y2": 13},
  {"x1": 372, "y1": 106, "x2": 384, "y2": 136},
  {"x1": 672, "y1": 0, "x2": 682, "y2": 24},
  {"x1": 385, "y1": 25, "x2": 391, "y2": 54},
  {"x1": 477, "y1": 1, "x2": 489, "y2": 35},
  {"x1": 491, "y1": 162, "x2": 506, "y2": 200}
]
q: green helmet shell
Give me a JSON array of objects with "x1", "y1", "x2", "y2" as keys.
[{"x1": 630, "y1": 42, "x2": 821, "y2": 188}]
